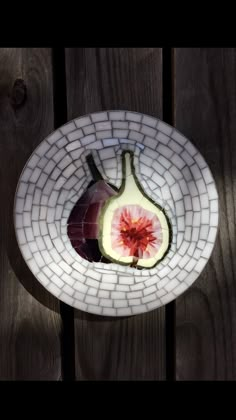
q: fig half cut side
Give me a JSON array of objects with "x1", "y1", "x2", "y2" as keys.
[{"x1": 98, "y1": 151, "x2": 172, "y2": 269}]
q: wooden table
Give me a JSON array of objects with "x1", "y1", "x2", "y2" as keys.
[{"x1": 0, "y1": 48, "x2": 235, "y2": 380}]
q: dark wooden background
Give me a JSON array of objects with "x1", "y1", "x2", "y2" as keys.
[{"x1": 0, "y1": 48, "x2": 235, "y2": 380}]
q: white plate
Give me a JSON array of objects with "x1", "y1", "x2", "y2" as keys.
[{"x1": 14, "y1": 110, "x2": 219, "y2": 317}]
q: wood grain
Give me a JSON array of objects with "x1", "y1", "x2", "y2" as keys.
[
  {"x1": 65, "y1": 48, "x2": 165, "y2": 380},
  {"x1": 174, "y1": 48, "x2": 236, "y2": 380},
  {"x1": 0, "y1": 48, "x2": 62, "y2": 380}
]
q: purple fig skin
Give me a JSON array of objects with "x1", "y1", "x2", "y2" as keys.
[{"x1": 67, "y1": 180, "x2": 117, "y2": 262}]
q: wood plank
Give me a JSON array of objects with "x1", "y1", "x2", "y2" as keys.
[
  {"x1": 65, "y1": 48, "x2": 165, "y2": 380},
  {"x1": 0, "y1": 48, "x2": 62, "y2": 380},
  {"x1": 174, "y1": 48, "x2": 236, "y2": 380}
]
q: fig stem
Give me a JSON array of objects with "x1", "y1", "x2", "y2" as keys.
[
  {"x1": 86, "y1": 154, "x2": 103, "y2": 181},
  {"x1": 121, "y1": 151, "x2": 138, "y2": 194},
  {"x1": 123, "y1": 151, "x2": 133, "y2": 178}
]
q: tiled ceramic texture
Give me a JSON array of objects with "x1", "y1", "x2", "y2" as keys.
[{"x1": 14, "y1": 111, "x2": 219, "y2": 317}]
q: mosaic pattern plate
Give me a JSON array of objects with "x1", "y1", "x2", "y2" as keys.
[{"x1": 14, "y1": 111, "x2": 219, "y2": 317}]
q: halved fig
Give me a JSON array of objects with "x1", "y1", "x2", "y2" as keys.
[{"x1": 98, "y1": 151, "x2": 171, "y2": 268}]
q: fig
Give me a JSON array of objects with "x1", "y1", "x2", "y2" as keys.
[
  {"x1": 98, "y1": 151, "x2": 171, "y2": 268},
  {"x1": 67, "y1": 154, "x2": 117, "y2": 262}
]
